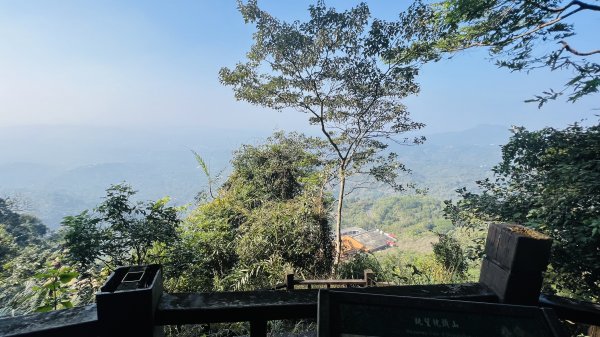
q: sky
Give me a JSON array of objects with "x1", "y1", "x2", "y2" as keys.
[{"x1": 0, "y1": 0, "x2": 598, "y2": 135}]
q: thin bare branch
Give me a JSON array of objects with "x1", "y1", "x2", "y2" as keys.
[
  {"x1": 531, "y1": 0, "x2": 600, "y2": 13},
  {"x1": 559, "y1": 40, "x2": 600, "y2": 56}
]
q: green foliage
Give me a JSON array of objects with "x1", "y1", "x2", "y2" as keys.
[
  {"x1": 61, "y1": 211, "x2": 102, "y2": 272},
  {"x1": 431, "y1": 233, "x2": 467, "y2": 278},
  {"x1": 337, "y1": 252, "x2": 382, "y2": 281},
  {"x1": 224, "y1": 132, "x2": 325, "y2": 204},
  {"x1": 377, "y1": 249, "x2": 475, "y2": 286},
  {"x1": 404, "y1": 0, "x2": 599, "y2": 105},
  {"x1": 56, "y1": 184, "x2": 183, "y2": 307},
  {"x1": 340, "y1": 194, "x2": 483, "y2": 287},
  {"x1": 165, "y1": 198, "x2": 238, "y2": 292},
  {"x1": 32, "y1": 262, "x2": 78, "y2": 312},
  {"x1": 0, "y1": 199, "x2": 61, "y2": 316},
  {"x1": 62, "y1": 183, "x2": 181, "y2": 270},
  {"x1": 177, "y1": 132, "x2": 333, "y2": 291},
  {"x1": 445, "y1": 122, "x2": 600, "y2": 299},
  {"x1": 217, "y1": 255, "x2": 293, "y2": 292},
  {"x1": 0, "y1": 225, "x2": 18, "y2": 265},
  {"x1": 237, "y1": 197, "x2": 332, "y2": 277},
  {"x1": 0, "y1": 237, "x2": 60, "y2": 316},
  {"x1": 0, "y1": 198, "x2": 47, "y2": 246}
]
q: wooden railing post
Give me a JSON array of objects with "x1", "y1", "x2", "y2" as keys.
[
  {"x1": 479, "y1": 223, "x2": 552, "y2": 305},
  {"x1": 286, "y1": 273, "x2": 295, "y2": 290},
  {"x1": 250, "y1": 320, "x2": 267, "y2": 337},
  {"x1": 364, "y1": 269, "x2": 375, "y2": 287},
  {"x1": 96, "y1": 264, "x2": 164, "y2": 337}
]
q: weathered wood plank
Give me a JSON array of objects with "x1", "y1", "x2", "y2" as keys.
[
  {"x1": 318, "y1": 291, "x2": 567, "y2": 337},
  {"x1": 540, "y1": 294, "x2": 600, "y2": 326},
  {"x1": 329, "y1": 282, "x2": 498, "y2": 302},
  {"x1": 299, "y1": 279, "x2": 366, "y2": 285},
  {"x1": 0, "y1": 304, "x2": 98, "y2": 337},
  {"x1": 155, "y1": 283, "x2": 498, "y2": 325},
  {"x1": 156, "y1": 289, "x2": 318, "y2": 325}
]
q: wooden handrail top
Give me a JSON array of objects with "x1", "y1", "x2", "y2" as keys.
[
  {"x1": 0, "y1": 304, "x2": 97, "y2": 337},
  {"x1": 156, "y1": 282, "x2": 497, "y2": 325},
  {"x1": 298, "y1": 279, "x2": 366, "y2": 285},
  {"x1": 6, "y1": 284, "x2": 600, "y2": 336},
  {"x1": 539, "y1": 294, "x2": 600, "y2": 326},
  {"x1": 157, "y1": 289, "x2": 318, "y2": 325}
]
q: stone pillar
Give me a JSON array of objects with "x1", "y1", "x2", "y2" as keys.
[
  {"x1": 479, "y1": 223, "x2": 552, "y2": 305},
  {"x1": 96, "y1": 264, "x2": 164, "y2": 337}
]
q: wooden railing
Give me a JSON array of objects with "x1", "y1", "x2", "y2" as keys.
[
  {"x1": 0, "y1": 282, "x2": 499, "y2": 337},
  {"x1": 1, "y1": 281, "x2": 599, "y2": 337},
  {"x1": 1, "y1": 223, "x2": 600, "y2": 337},
  {"x1": 272, "y1": 269, "x2": 375, "y2": 290}
]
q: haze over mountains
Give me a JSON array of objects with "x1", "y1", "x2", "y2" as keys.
[{"x1": 0, "y1": 124, "x2": 511, "y2": 228}]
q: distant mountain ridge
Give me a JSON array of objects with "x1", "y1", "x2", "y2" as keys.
[
  {"x1": 0, "y1": 124, "x2": 511, "y2": 228},
  {"x1": 424, "y1": 124, "x2": 511, "y2": 146}
]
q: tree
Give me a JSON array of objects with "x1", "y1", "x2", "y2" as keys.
[
  {"x1": 0, "y1": 225, "x2": 18, "y2": 265},
  {"x1": 220, "y1": 1, "x2": 426, "y2": 263},
  {"x1": 165, "y1": 197, "x2": 238, "y2": 292},
  {"x1": 337, "y1": 251, "x2": 382, "y2": 280},
  {"x1": 0, "y1": 203, "x2": 62, "y2": 316},
  {"x1": 236, "y1": 196, "x2": 332, "y2": 278},
  {"x1": 444, "y1": 122, "x2": 600, "y2": 300},
  {"x1": 223, "y1": 131, "x2": 326, "y2": 205},
  {"x1": 0, "y1": 243, "x2": 58, "y2": 316},
  {"x1": 226, "y1": 132, "x2": 333, "y2": 283},
  {"x1": 176, "y1": 132, "x2": 333, "y2": 291},
  {"x1": 62, "y1": 184, "x2": 181, "y2": 271},
  {"x1": 0, "y1": 197, "x2": 47, "y2": 246},
  {"x1": 432, "y1": 233, "x2": 467, "y2": 278},
  {"x1": 405, "y1": 0, "x2": 599, "y2": 106}
]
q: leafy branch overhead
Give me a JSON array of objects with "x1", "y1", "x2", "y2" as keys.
[{"x1": 406, "y1": 0, "x2": 599, "y2": 106}]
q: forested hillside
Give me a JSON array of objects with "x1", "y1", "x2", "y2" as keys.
[{"x1": 343, "y1": 195, "x2": 453, "y2": 236}]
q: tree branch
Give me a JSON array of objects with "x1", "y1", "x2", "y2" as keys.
[
  {"x1": 317, "y1": 102, "x2": 345, "y2": 161},
  {"x1": 531, "y1": 0, "x2": 600, "y2": 13},
  {"x1": 446, "y1": 1, "x2": 597, "y2": 55},
  {"x1": 559, "y1": 40, "x2": 600, "y2": 56}
]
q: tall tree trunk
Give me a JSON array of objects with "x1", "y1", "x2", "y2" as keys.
[{"x1": 334, "y1": 168, "x2": 346, "y2": 266}]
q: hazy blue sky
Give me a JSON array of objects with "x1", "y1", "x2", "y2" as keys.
[{"x1": 0, "y1": 0, "x2": 598, "y2": 134}]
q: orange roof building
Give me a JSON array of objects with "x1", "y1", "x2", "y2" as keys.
[{"x1": 341, "y1": 227, "x2": 397, "y2": 256}]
